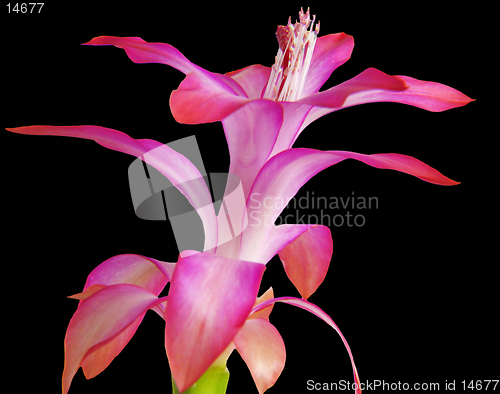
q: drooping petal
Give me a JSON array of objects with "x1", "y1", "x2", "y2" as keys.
[
  {"x1": 226, "y1": 65, "x2": 272, "y2": 100},
  {"x1": 252, "y1": 297, "x2": 361, "y2": 394},
  {"x1": 234, "y1": 318, "x2": 286, "y2": 394},
  {"x1": 165, "y1": 252, "x2": 265, "y2": 392},
  {"x1": 80, "y1": 316, "x2": 144, "y2": 379},
  {"x1": 222, "y1": 99, "x2": 283, "y2": 198},
  {"x1": 241, "y1": 147, "x2": 457, "y2": 262},
  {"x1": 300, "y1": 67, "x2": 473, "y2": 112},
  {"x1": 170, "y1": 72, "x2": 250, "y2": 124},
  {"x1": 277, "y1": 225, "x2": 332, "y2": 299},
  {"x1": 6, "y1": 125, "x2": 218, "y2": 250},
  {"x1": 82, "y1": 254, "x2": 175, "y2": 296},
  {"x1": 302, "y1": 33, "x2": 355, "y2": 97},
  {"x1": 63, "y1": 284, "x2": 166, "y2": 394}
]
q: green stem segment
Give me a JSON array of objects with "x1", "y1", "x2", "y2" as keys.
[{"x1": 172, "y1": 365, "x2": 230, "y2": 394}]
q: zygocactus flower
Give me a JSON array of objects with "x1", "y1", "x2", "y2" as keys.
[{"x1": 6, "y1": 7, "x2": 472, "y2": 394}]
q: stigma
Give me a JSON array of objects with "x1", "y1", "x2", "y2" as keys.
[{"x1": 263, "y1": 8, "x2": 319, "y2": 102}]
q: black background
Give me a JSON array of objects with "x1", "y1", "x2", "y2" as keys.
[{"x1": 2, "y1": 2, "x2": 494, "y2": 394}]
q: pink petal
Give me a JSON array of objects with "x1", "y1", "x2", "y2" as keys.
[
  {"x1": 6, "y1": 125, "x2": 218, "y2": 250},
  {"x1": 226, "y1": 65, "x2": 272, "y2": 100},
  {"x1": 82, "y1": 254, "x2": 175, "y2": 296},
  {"x1": 252, "y1": 297, "x2": 361, "y2": 394},
  {"x1": 278, "y1": 225, "x2": 332, "y2": 299},
  {"x1": 83, "y1": 36, "x2": 246, "y2": 96},
  {"x1": 80, "y1": 317, "x2": 143, "y2": 379},
  {"x1": 300, "y1": 67, "x2": 473, "y2": 112},
  {"x1": 165, "y1": 252, "x2": 265, "y2": 392},
  {"x1": 302, "y1": 33, "x2": 355, "y2": 97},
  {"x1": 241, "y1": 148, "x2": 457, "y2": 262},
  {"x1": 268, "y1": 101, "x2": 314, "y2": 157},
  {"x1": 222, "y1": 99, "x2": 283, "y2": 198},
  {"x1": 63, "y1": 284, "x2": 166, "y2": 394},
  {"x1": 84, "y1": 36, "x2": 251, "y2": 125},
  {"x1": 234, "y1": 318, "x2": 286, "y2": 394},
  {"x1": 250, "y1": 287, "x2": 275, "y2": 321},
  {"x1": 169, "y1": 72, "x2": 250, "y2": 124}
]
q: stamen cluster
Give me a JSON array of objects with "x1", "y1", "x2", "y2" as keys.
[{"x1": 263, "y1": 8, "x2": 320, "y2": 102}]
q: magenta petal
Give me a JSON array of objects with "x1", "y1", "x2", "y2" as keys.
[
  {"x1": 63, "y1": 284, "x2": 166, "y2": 394},
  {"x1": 226, "y1": 65, "x2": 272, "y2": 99},
  {"x1": 300, "y1": 67, "x2": 473, "y2": 112},
  {"x1": 252, "y1": 297, "x2": 361, "y2": 394},
  {"x1": 234, "y1": 318, "x2": 286, "y2": 394},
  {"x1": 82, "y1": 254, "x2": 175, "y2": 296},
  {"x1": 241, "y1": 148, "x2": 457, "y2": 262},
  {"x1": 6, "y1": 125, "x2": 218, "y2": 250},
  {"x1": 302, "y1": 33, "x2": 355, "y2": 97},
  {"x1": 165, "y1": 252, "x2": 265, "y2": 392},
  {"x1": 83, "y1": 36, "x2": 199, "y2": 75},
  {"x1": 83, "y1": 36, "x2": 246, "y2": 97},
  {"x1": 278, "y1": 225, "x2": 332, "y2": 299},
  {"x1": 170, "y1": 72, "x2": 250, "y2": 124},
  {"x1": 222, "y1": 99, "x2": 283, "y2": 198}
]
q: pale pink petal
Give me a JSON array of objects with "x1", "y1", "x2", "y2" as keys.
[
  {"x1": 165, "y1": 252, "x2": 265, "y2": 392},
  {"x1": 226, "y1": 65, "x2": 271, "y2": 99},
  {"x1": 6, "y1": 125, "x2": 218, "y2": 250},
  {"x1": 69, "y1": 284, "x2": 107, "y2": 301},
  {"x1": 221, "y1": 99, "x2": 283, "y2": 198},
  {"x1": 234, "y1": 318, "x2": 286, "y2": 394},
  {"x1": 302, "y1": 33, "x2": 355, "y2": 97},
  {"x1": 241, "y1": 148, "x2": 457, "y2": 262},
  {"x1": 250, "y1": 287, "x2": 275, "y2": 321},
  {"x1": 300, "y1": 67, "x2": 473, "y2": 112},
  {"x1": 83, "y1": 36, "x2": 246, "y2": 97},
  {"x1": 252, "y1": 297, "x2": 361, "y2": 394},
  {"x1": 170, "y1": 72, "x2": 250, "y2": 124},
  {"x1": 82, "y1": 254, "x2": 175, "y2": 296},
  {"x1": 63, "y1": 284, "x2": 166, "y2": 394},
  {"x1": 278, "y1": 225, "x2": 332, "y2": 299},
  {"x1": 81, "y1": 318, "x2": 143, "y2": 379}
]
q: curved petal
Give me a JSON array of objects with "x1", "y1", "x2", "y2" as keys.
[
  {"x1": 79, "y1": 254, "x2": 175, "y2": 296},
  {"x1": 252, "y1": 297, "x2": 361, "y2": 394},
  {"x1": 170, "y1": 72, "x2": 250, "y2": 124},
  {"x1": 80, "y1": 316, "x2": 143, "y2": 379},
  {"x1": 63, "y1": 284, "x2": 166, "y2": 394},
  {"x1": 83, "y1": 36, "x2": 246, "y2": 97},
  {"x1": 165, "y1": 252, "x2": 265, "y2": 392},
  {"x1": 302, "y1": 33, "x2": 355, "y2": 97},
  {"x1": 234, "y1": 318, "x2": 286, "y2": 394},
  {"x1": 250, "y1": 287, "x2": 275, "y2": 321},
  {"x1": 269, "y1": 101, "x2": 314, "y2": 157},
  {"x1": 6, "y1": 125, "x2": 218, "y2": 251},
  {"x1": 277, "y1": 225, "x2": 332, "y2": 299},
  {"x1": 300, "y1": 67, "x2": 473, "y2": 112},
  {"x1": 221, "y1": 99, "x2": 283, "y2": 198},
  {"x1": 241, "y1": 147, "x2": 457, "y2": 262},
  {"x1": 226, "y1": 64, "x2": 271, "y2": 100}
]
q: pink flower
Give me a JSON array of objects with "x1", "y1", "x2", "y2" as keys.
[
  {"x1": 81, "y1": 8, "x2": 472, "y2": 201},
  {"x1": 6, "y1": 8, "x2": 472, "y2": 394}
]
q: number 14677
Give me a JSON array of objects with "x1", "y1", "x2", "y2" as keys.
[{"x1": 6, "y1": 3, "x2": 44, "y2": 13}]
